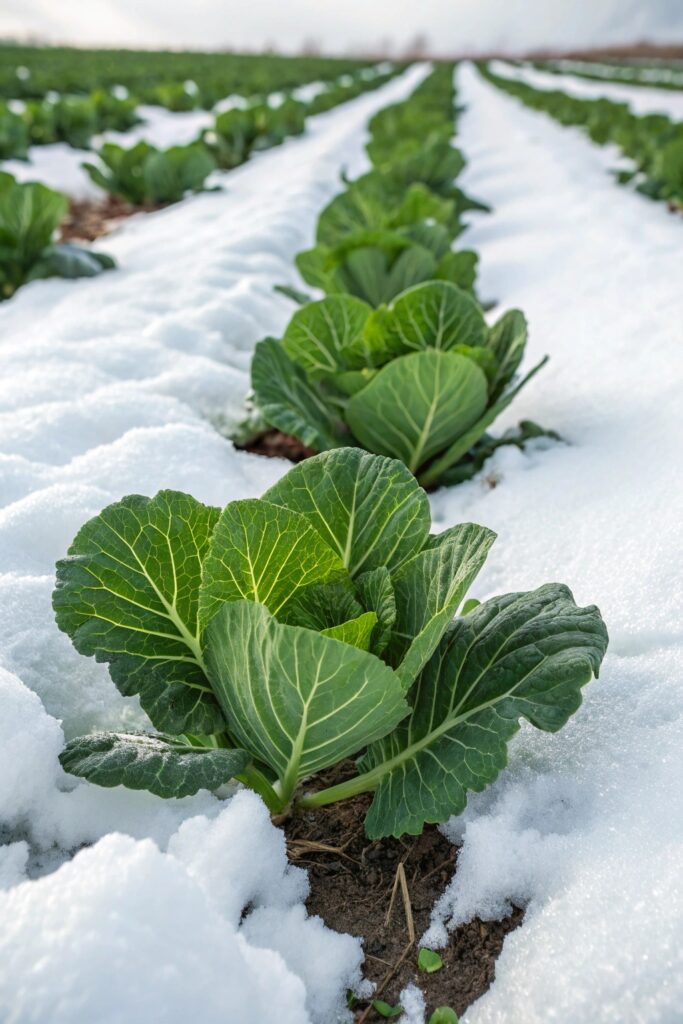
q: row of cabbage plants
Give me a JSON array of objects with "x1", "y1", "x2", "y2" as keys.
[
  {"x1": 0, "y1": 64, "x2": 398, "y2": 162},
  {"x1": 0, "y1": 67, "x2": 400, "y2": 299},
  {"x1": 534, "y1": 58, "x2": 683, "y2": 92},
  {"x1": 482, "y1": 64, "x2": 683, "y2": 210},
  {"x1": 53, "y1": 66, "x2": 609, "y2": 842},
  {"x1": 247, "y1": 65, "x2": 553, "y2": 487},
  {"x1": 0, "y1": 44, "x2": 377, "y2": 107}
]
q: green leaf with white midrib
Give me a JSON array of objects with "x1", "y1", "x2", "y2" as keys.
[
  {"x1": 388, "y1": 522, "x2": 496, "y2": 689},
  {"x1": 346, "y1": 349, "x2": 489, "y2": 473},
  {"x1": 204, "y1": 600, "x2": 409, "y2": 801},
  {"x1": 59, "y1": 731, "x2": 250, "y2": 799},
  {"x1": 262, "y1": 448, "x2": 431, "y2": 578},
  {"x1": 358, "y1": 584, "x2": 609, "y2": 838},
  {"x1": 52, "y1": 490, "x2": 225, "y2": 734},
  {"x1": 378, "y1": 281, "x2": 487, "y2": 356},
  {"x1": 418, "y1": 356, "x2": 549, "y2": 487},
  {"x1": 198, "y1": 498, "x2": 350, "y2": 632},
  {"x1": 282, "y1": 295, "x2": 373, "y2": 377}
]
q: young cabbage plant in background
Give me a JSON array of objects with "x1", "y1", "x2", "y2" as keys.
[
  {"x1": 55, "y1": 449, "x2": 608, "y2": 839},
  {"x1": 251, "y1": 280, "x2": 549, "y2": 487},
  {"x1": 83, "y1": 140, "x2": 217, "y2": 206},
  {"x1": 0, "y1": 172, "x2": 114, "y2": 300}
]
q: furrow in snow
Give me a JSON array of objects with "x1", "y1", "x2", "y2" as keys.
[
  {"x1": 0, "y1": 63, "x2": 428, "y2": 732},
  {"x1": 491, "y1": 59, "x2": 683, "y2": 119},
  {"x1": 419, "y1": 63, "x2": 683, "y2": 1024}
]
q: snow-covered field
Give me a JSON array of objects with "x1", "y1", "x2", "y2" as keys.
[
  {"x1": 1, "y1": 52, "x2": 681, "y2": 1024},
  {"x1": 492, "y1": 58, "x2": 683, "y2": 118},
  {"x1": 424, "y1": 63, "x2": 683, "y2": 1023},
  {"x1": 0, "y1": 64, "x2": 427, "y2": 1024}
]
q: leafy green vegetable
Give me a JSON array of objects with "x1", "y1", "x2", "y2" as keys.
[
  {"x1": 83, "y1": 140, "x2": 216, "y2": 205},
  {"x1": 56, "y1": 449, "x2": 608, "y2": 838},
  {"x1": 59, "y1": 732, "x2": 250, "y2": 799},
  {"x1": 359, "y1": 583, "x2": 608, "y2": 839},
  {"x1": 205, "y1": 600, "x2": 408, "y2": 805},
  {"x1": 205, "y1": 98, "x2": 307, "y2": 169},
  {"x1": 53, "y1": 489, "x2": 224, "y2": 734},
  {"x1": 372, "y1": 1000, "x2": 403, "y2": 1018},
  {"x1": 418, "y1": 949, "x2": 443, "y2": 974},
  {"x1": 0, "y1": 172, "x2": 114, "y2": 300},
  {"x1": 429, "y1": 1009, "x2": 459, "y2": 1024},
  {"x1": 0, "y1": 101, "x2": 29, "y2": 158},
  {"x1": 252, "y1": 282, "x2": 546, "y2": 485}
]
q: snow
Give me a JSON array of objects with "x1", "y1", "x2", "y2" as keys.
[
  {"x1": 0, "y1": 65, "x2": 427, "y2": 1024},
  {"x1": 2, "y1": 142, "x2": 103, "y2": 200},
  {"x1": 414, "y1": 63, "x2": 683, "y2": 1023},
  {"x1": 491, "y1": 59, "x2": 683, "y2": 119},
  {"x1": 2, "y1": 47, "x2": 680, "y2": 1022},
  {"x1": 549, "y1": 59, "x2": 683, "y2": 90},
  {"x1": 97, "y1": 103, "x2": 215, "y2": 148},
  {"x1": 398, "y1": 985, "x2": 427, "y2": 1023}
]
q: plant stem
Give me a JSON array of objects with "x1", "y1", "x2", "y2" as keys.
[
  {"x1": 238, "y1": 765, "x2": 283, "y2": 814},
  {"x1": 296, "y1": 768, "x2": 381, "y2": 810}
]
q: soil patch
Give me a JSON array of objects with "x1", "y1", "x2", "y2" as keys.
[
  {"x1": 238, "y1": 428, "x2": 317, "y2": 463},
  {"x1": 285, "y1": 765, "x2": 523, "y2": 1021},
  {"x1": 59, "y1": 196, "x2": 165, "y2": 243}
]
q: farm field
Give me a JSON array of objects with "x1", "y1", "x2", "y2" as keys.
[{"x1": 0, "y1": 33, "x2": 682, "y2": 1024}]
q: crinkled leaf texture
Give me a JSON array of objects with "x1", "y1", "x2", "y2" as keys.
[
  {"x1": 346, "y1": 349, "x2": 489, "y2": 473},
  {"x1": 361, "y1": 584, "x2": 609, "y2": 838},
  {"x1": 387, "y1": 522, "x2": 497, "y2": 689},
  {"x1": 198, "y1": 497, "x2": 349, "y2": 631},
  {"x1": 373, "y1": 280, "x2": 487, "y2": 355},
  {"x1": 263, "y1": 448, "x2": 431, "y2": 577},
  {"x1": 250, "y1": 280, "x2": 546, "y2": 487},
  {"x1": 204, "y1": 600, "x2": 409, "y2": 791},
  {"x1": 282, "y1": 294, "x2": 373, "y2": 377},
  {"x1": 251, "y1": 336, "x2": 343, "y2": 452},
  {"x1": 59, "y1": 732, "x2": 250, "y2": 799},
  {"x1": 52, "y1": 490, "x2": 225, "y2": 735}
]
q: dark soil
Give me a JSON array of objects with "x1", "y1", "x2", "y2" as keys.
[
  {"x1": 238, "y1": 428, "x2": 317, "y2": 463},
  {"x1": 59, "y1": 195, "x2": 165, "y2": 243},
  {"x1": 285, "y1": 765, "x2": 523, "y2": 1022}
]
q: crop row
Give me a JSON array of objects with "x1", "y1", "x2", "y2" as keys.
[
  {"x1": 482, "y1": 64, "x2": 683, "y2": 210},
  {"x1": 54, "y1": 67, "x2": 608, "y2": 842},
  {"x1": 534, "y1": 58, "x2": 683, "y2": 92},
  {"x1": 0, "y1": 67, "x2": 400, "y2": 299},
  {"x1": 0, "y1": 64, "x2": 398, "y2": 160},
  {"x1": 0, "y1": 44, "x2": 379, "y2": 107},
  {"x1": 247, "y1": 65, "x2": 553, "y2": 486}
]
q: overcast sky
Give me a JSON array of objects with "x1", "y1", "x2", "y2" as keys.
[{"x1": 0, "y1": 0, "x2": 681, "y2": 56}]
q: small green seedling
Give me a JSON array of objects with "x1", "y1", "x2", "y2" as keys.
[
  {"x1": 372, "y1": 999, "x2": 403, "y2": 1018},
  {"x1": 429, "y1": 1009, "x2": 459, "y2": 1024},
  {"x1": 418, "y1": 948, "x2": 443, "y2": 974}
]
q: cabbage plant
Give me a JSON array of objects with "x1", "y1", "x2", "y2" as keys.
[
  {"x1": 0, "y1": 172, "x2": 114, "y2": 300},
  {"x1": 55, "y1": 449, "x2": 607, "y2": 838},
  {"x1": 251, "y1": 281, "x2": 546, "y2": 486},
  {"x1": 295, "y1": 175, "x2": 478, "y2": 306},
  {"x1": 83, "y1": 140, "x2": 216, "y2": 205},
  {"x1": 205, "y1": 99, "x2": 307, "y2": 169},
  {"x1": 0, "y1": 101, "x2": 29, "y2": 158}
]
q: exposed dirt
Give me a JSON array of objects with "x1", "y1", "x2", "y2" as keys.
[
  {"x1": 285, "y1": 764, "x2": 523, "y2": 1021},
  {"x1": 59, "y1": 195, "x2": 165, "y2": 243},
  {"x1": 238, "y1": 428, "x2": 318, "y2": 463}
]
